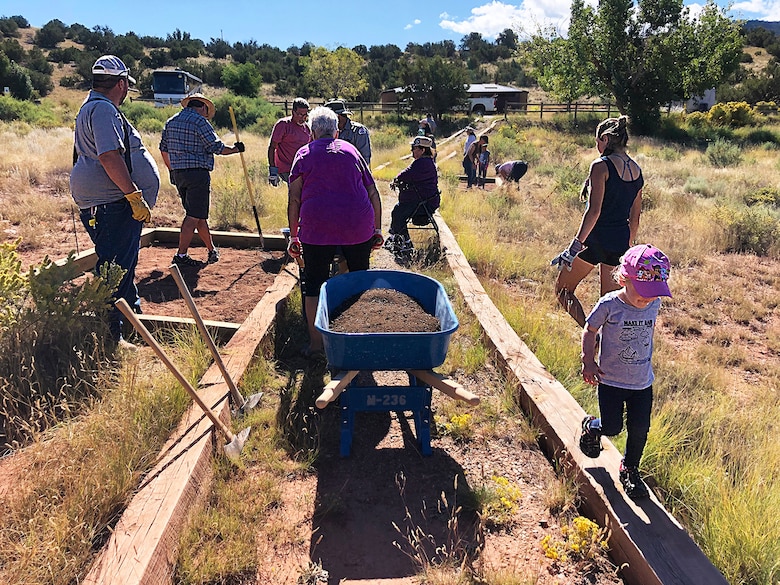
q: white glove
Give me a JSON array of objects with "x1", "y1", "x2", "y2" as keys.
[{"x1": 551, "y1": 238, "x2": 586, "y2": 271}]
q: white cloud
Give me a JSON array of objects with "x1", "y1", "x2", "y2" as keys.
[
  {"x1": 439, "y1": 1, "x2": 572, "y2": 39},
  {"x1": 405, "y1": 18, "x2": 422, "y2": 30},
  {"x1": 731, "y1": 0, "x2": 780, "y2": 19}
]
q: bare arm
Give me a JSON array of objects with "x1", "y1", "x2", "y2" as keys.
[
  {"x1": 367, "y1": 183, "x2": 382, "y2": 231},
  {"x1": 574, "y1": 159, "x2": 608, "y2": 243},
  {"x1": 160, "y1": 151, "x2": 171, "y2": 171},
  {"x1": 628, "y1": 188, "x2": 642, "y2": 245},
  {"x1": 98, "y1": 149, "x2": 137, "y2": 194},
  {"x1": 287, "y1": 176, "x2": 303, "y2": 237},
  {"x1": 267, "y1": 140, "x2": 277, "y2": 168},
  {"x1": 581, "y1": 324, "x2": 602, "y2": 385}
]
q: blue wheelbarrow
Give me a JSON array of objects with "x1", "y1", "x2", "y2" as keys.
[{"x1": 314, "y1": 270, "x2": 479, "y2": 456}]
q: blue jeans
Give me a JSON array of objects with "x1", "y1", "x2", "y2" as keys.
[
  {"x1": 596, "y1": 383, "x2": 653, "y2": 469},
  {"x1": 80, "y1": 200, "x2": 143, "y2": 340},
  {"x1": 463, "y1": 156, "x2": 476, "y2": 187}
]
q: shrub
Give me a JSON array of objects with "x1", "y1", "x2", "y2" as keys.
[
  {"x1": 745, "y1": 187, "x2": 780, "y2": 207},
  {"x1": 0, "y1": 254, "x2": 122, "y2": 447},
  {"x1": 541, "y1": 516, "x2": 609, "y2": 563},
  {"x1": 708, "y1": 102, "x2": 756, "y2": 128},
  {"x1": 711, "y1": 205, "x2": 780, "y2": 256},
  {"x1": 686, "y1": 111, "x2": 710, "y2": 128},
  {"x1": 706, "y1": 139, "x2": 742, "y2": 167}
]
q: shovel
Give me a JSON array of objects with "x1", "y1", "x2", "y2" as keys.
[
  {"x1": 229, "y1": 105, "x2": 264, "y2": 249},
  {"x1": 169, "y1": 264, "x2": 263, "y2": 413},
  {"x1": 115, "y1": 298, "x2": 250, "y2": 463}
]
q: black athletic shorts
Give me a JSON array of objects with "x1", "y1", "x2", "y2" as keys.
[
  {"x1": 302, "y1": 239, "x2": 373, "y2": 297},
  {"x1": 173, "y1": 168, "x2": 211, "y2": 220},
  {"x1": 578, "y1": 239, "x2": 625, "y2": 267}
]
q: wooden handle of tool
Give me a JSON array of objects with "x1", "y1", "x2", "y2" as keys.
[
  {"x1": 315, "y1": 370, "x2": 359, "y2": 409},
  {"x1": 228, "y1": 106, "x2": 257, "y2": 205},
  {"x1": 115, "y1": 299, "x2": 235, "y2": 440},
  {"x1": 407, "y1": 369, "x2": 480, "y2": 406},
  {"x1": 169, "y1": 264, "x2": 244, "y2": 407}
]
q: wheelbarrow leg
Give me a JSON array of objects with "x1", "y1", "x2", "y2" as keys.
[{"x1": 340, "y1": 391, "x2": 355, "y2": 457}]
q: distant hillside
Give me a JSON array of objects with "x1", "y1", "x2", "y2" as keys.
[{"x1": 744, "y1": 20, "x2": 780, "y2": 34}]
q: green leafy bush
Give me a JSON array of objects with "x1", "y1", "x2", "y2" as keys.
[{"x1": 706, "y1": 138, "x2": 742, "y2": 167}]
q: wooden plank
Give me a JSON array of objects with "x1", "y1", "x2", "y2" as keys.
[
  {"x1": 82, "y1": 263, "x2": 300, "y2": 585},
  {"x1": 436, "y1": 218, "x2": 727, "y2": 585},
  {"x1": 149, "y1": 227, "x2": 286, "y2": 251},
  {"x1": 137, "y1": 314, "x2": 240, "y2": 345}
]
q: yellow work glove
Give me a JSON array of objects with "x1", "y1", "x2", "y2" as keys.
[{"x1": 124, "y1": 190, "x2": 152, "y2": 223}]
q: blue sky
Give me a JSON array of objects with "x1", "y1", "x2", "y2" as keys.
[{"x1": 1, "y1": 0, "x2": 775, "y2": 49}]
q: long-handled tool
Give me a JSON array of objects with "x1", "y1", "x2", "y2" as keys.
[
  {"x1": 228, "y1": 105, "x2": 264, "y2": 250},
  {"x1": 169, "y1": 264, "x2": 263, "y2": 413},
  {"x1": 115, "y1": 298, "x2": 250, "y2": 463}
]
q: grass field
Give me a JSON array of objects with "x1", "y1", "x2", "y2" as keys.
[{"x1": 2, "y1": 102, "x2": 780, "y2": 583}]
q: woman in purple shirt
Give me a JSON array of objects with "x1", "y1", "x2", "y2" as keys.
[
  {"x1": 286, "y1": 106, "x2": 383, "y2": 356},
  {"x1": 385, "y1": 135, "x2": 440, "y2": 254}
]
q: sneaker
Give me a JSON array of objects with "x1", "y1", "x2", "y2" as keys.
[
  {"x1": 207, "y1": 248, "x2": 220, "y2": 264},
  {"x1": 579, "y1": 415, "x2": 602, "y2": 458},
  {"x1": 172, "y1": 253, "x2": 201, "y2": 267},
  {"x1": 619, "y1": 462, "x2": 650, "y2": 499},
  {"x1": 398, "y1": 236, "x2": 413, "y2": 252},
  {"x1": 383, "y1": 234, "x2": 400, "y2": 251}
]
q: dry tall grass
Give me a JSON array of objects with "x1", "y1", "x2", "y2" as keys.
[
  {"x1": 3, "y1": 110, "x2": 780, "y2": 583},
  {"x1": 436, "y1": 114, "x2": 780, "y2": 584}
]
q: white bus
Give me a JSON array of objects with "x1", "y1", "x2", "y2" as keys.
[{"x1": 151, "y1": 69, "x2": 202, "y2": 107}]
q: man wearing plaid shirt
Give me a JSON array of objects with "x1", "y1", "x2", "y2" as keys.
[{"x1": 160, "y1": 93, "x2": 244, "y2": 266}]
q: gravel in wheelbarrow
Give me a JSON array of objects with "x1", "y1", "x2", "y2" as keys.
[{"x1": 315, "y1": 269, "x2": 458, "y2": 371}]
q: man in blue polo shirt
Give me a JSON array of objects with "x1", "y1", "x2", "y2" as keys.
[
  {"x1": 160, "y1": 93, "x2": 244, "y2": 266},
  {"x1": 70, "y1": 55, "x2": 160, "y2": 345}
]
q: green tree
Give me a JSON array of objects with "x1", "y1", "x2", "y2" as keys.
[
  {"x1": 221, "y1": 62, "x2": 261, "y2": 97},
  {"x1": 34, "y1": 19, "x2": 66, "y2": 48},
  {"x1": 0, "y1": 52, "x2": 34, "y2": 99},
  {"x1": 302, "y1": 46, "x2": 368, "y2": 100},
  {"x1": 525, "y1": 0, "x2": 743, "y2": 133},
  {"x1": 397, "y1": 55, "x2": 469, "y2": 117}
]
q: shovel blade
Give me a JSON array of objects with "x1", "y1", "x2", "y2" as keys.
[
  {"x1": 241, "y1": 392, "x2": 263, "y2": 412},
  {"x1": 223, "y1": 427, "x2": 251, "y2": 463}
]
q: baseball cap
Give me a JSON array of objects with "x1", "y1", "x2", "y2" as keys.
[
  {"x1": 325, "y1": 99, "x2": 352, "y2": 116},
  {"x1": 619, "y1": 244, "x2": 672, "y2": 298},
  {"x1": 411, "y1": 136, "x2": 433, "y2": 148},
  {"x1": 92, "y1": 55, "x2": 136, "y2": 84}
]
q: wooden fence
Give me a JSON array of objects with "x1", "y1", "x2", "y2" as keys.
[{"x1": 269, "y1": 99, "x2": 620, "y2": 121}]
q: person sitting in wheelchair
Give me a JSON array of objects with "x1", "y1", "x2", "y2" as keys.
[{"x1": 385, "y1": 135, "x2": 440, "y2": 254}]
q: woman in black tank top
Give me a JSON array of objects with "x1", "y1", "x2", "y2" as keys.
[{"x1": 551, "y1": 116, "x2": 644, "y2": 327}]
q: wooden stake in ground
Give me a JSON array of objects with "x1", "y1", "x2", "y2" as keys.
[{"x1": 229, "y1": 105, "x2": 264, "y2": 249}]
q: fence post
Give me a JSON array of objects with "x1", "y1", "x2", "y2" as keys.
[
  {"x1": 607, "y1": 102, "x2": 611, "y2": 118},
  {"x1": 284, "y1": 100, "x2": 289, "y2": 116},
  {"x1": 540, "y1": 102, "x2": 544, "y2": 120},
  {"x1": 574, "y1": 102, "x2": 578, "y2": 121}
]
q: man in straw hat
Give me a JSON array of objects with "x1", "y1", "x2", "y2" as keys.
[
  {"x1": 70, "y1": 54, "x2": 160, "y2": 347},
  {"x1": 160, "y1": 92, "x2": 245, "y2": 266}
]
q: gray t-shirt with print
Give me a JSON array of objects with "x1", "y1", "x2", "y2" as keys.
[
  {"x1": 586, "y1": 291, "x2": 661, "y2": 390},
  {"x1": 70, "y1": 91, "x2": 160, "y2": 208}
]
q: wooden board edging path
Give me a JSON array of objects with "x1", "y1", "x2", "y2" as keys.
[
  {"x1": 82, "y1": 264, "x2": 300, "y2": 585},
  {"x1": 436, "y1": 218, "x2": 727, "y2": 585}
]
